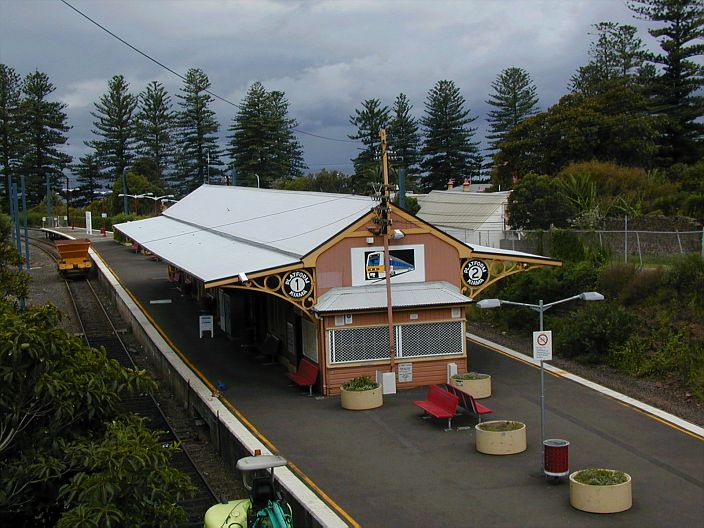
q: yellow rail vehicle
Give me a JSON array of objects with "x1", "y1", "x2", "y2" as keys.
[{"x1": 55, "y1": 239, "x2": 92, "y2": 276}]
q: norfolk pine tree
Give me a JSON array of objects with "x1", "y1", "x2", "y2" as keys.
[
  {"x1": 388, "y1": 93, "x2": 421, "y2": 190},
  {"x1": 87, "y1": 75, "x2": 138, "y2": 185},
  {"x1": 420, "y1": 80, "x2": 482, "y2": 191},
  {"x1": 0, "y1": 65, "x2": 22, "y2": 207},
  {"x1": 72, "y1": 153, "x2": 102, "y2": 206},
  {"x1": 173, "y1": 68, "x2": 222, "y2": 194},
  {"x1": 135, "y1": 81, "x2": 174, "y2": 188},
  {"x1": 18, "y1": 71, "x2": 72, "y2": 204},
  {"x1": 228, "y1": 82, "x2": 305, "y2": 188},
  {"x1": 486, "y1": 67, "x2": 539, "y2": 152},
  {"x1": 569, "y1": 22, "x2": 649, "y2": 95},
  {"x1": 348, "y1": 98, "x2": 390, "y2": 194},
  {"x1": 629, "y1": 0, "x2": 704, "y2": 164}
]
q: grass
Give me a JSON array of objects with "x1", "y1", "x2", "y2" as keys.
[
  {"x1": 573, "y1": 468, "x2": 629, "y2": 486},
  {"x1": 477, "y1": 420, "x2": 524, "y2": 432}
]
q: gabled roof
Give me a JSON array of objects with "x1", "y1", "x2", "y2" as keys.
[
  {"x1": 313, "y1": 281, "x2": 472, "y2": 313},
  {"x1": 114, "y1": 185, "x2": 374, "y2": 284},
  {"x1": 416, "y1": 190, "x2": 510, "y2": 230},
  {"x1": 114, "y1": 185, "x2": 557, "y2": 287}
]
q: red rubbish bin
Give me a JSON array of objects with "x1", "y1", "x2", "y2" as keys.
[{"x1": 543, "y1": 439, "x2": 569, "y2": 477}]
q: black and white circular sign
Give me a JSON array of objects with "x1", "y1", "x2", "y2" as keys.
[
  {"x1": 462, "y1": 260, "x2": 489, "y2": 287},
  {"x1": 283, "y1": 271, "x2": 312, "y2": 299}
]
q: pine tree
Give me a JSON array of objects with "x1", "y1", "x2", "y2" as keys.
[
  {"x1": 173, "y1": 68, "x2": 222, "y2": 194},
  {"x1": 570, "y1": 22, "x2": 648, "y2": 95},
  {"x1": 486, "y1": 67, "x2": 539, "y2": 152},
  {"x1": 135, "y1": 81, "x2": 174, "y2": 187},
  {"x1": 348, "y1": 98, "x2": 390, "y2": 194},
  {"x1": 388, "y1": 93, "x2": 421, "y2": 189},
  {"x1": 228, "y1": 82, "x2": 306, "y2": 188},
  {"x1": 87, "y1": 75, "x2": 138, "y2": 183},
  {"x1": 18, "y1": 70, "x2": 72, "y2": 204},
  {"x1": 0, "y1": 65, "x2": 22, "y2": 205},
  {"x1": 420, "y1": 80, "x2": 481, "y2": 191},
  {"x1": 629, "y1": 0, "x2": 704, "y2": 164},
  {"x1": 72, "y1": 152, "x2": 102, "y2": 206}
]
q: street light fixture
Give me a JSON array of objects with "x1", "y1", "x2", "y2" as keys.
[
  {"x1": 476, "y1": 291, "x2": 604, "y2": 472},
  {"x1": 137, "y1": 192, "x2": 175, "y2": 215}
]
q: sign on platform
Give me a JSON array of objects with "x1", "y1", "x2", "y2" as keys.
[
  {"x1": 199, "y1": 315, "x2": 214, "y2": 338},
  {"x1": 397, "y1": 363, "x2": 413, "y2": 383},
  {"x1": 532, "y1": 330, "x2": 553, "y2": 361}
]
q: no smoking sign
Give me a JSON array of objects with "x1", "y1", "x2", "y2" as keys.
[{"x1": 532, "y1": 331, "x2": 553, "y2": 361}]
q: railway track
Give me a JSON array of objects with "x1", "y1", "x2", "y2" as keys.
[{"x1": 27, "y1": 230, "x2": 219, "y2": 527}]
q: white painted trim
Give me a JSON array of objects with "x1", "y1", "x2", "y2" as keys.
[
  {"x1": 467, "y1": 333, "x2": 704, "y2": 439},
  {"x1": 90, "y1": 245, "x2": 348, "y2": 527}
]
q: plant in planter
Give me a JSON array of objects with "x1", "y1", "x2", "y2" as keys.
[
  {"x1": 475, "y1": 420, "x2": 527, "y2": 455},
  {"x1": 569, "y1": 468, "x2": 632, "y2": 513},
  {"x1": 450, "y1": 371, "x2": 491, "y2": 399},
  {"x1": 340, "y1": 376, "x2": 383, "y2": 410}
]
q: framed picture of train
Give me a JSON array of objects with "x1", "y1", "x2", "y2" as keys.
[{"x1": 350, "y1": 244, "x2": 426, "y2": 286}]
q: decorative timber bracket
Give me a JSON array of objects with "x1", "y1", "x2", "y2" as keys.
[
  {"x1": 460, "y1": 258, "x2": 545, "y2": 299},
  {"x1": 224, "y1": 268, "x2": 317, "y2": 320}
]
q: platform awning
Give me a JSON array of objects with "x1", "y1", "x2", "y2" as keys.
[{"x1": 313, "y1": 281, "x2": 472, "y2": 313}]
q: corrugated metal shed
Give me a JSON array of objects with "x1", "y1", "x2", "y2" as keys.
[
  {"x1": 114, "y1": 185, "x2": 374, "y2": 284},
  {"x1": 313, "y1": 281, "x2": 472, "y2": 313},
  {"x1": 416, "y1": 190, "x2": 510, "y2": 230}
]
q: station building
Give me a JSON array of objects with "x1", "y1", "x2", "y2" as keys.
[{"x1": 115, "y1": 185, "x2": 559, "y2": 396}]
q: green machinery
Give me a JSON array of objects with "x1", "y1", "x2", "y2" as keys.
[{"x1": 204, "y1": 454, "x2": 292, "y2": 528}]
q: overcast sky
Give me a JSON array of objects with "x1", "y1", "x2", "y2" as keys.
[{"x1": 1, "y1": 0, "x2": 661, "y2": 177}]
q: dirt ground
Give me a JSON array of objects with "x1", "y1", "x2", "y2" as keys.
[{"x1": 467, "y1": 321, "x2": 704, "y2": 427}]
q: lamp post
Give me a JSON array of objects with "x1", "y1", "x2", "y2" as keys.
[
  {"x1": 476, "y1": 291, "x2": 604, "y2": 470},
  {"x1": 122, "y1": 167, "x2": 129, "y2": 215}
]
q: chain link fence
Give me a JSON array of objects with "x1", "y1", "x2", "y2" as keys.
[{"x1": 441, "y1": 225, "x2": 704, "y2": 262}]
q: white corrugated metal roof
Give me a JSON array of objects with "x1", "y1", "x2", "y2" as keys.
[
  {"x1": 416, "y1": 190, "x2": 510, "y2": 230},
  {"x1": 114, "y1": 185, "x2": 374, "y2": 284},
  {"x1": 466, "y1": 243, "x2": 553, "y2": 261},
  {"x1": 313, "y1": 281, "x2": 472, "y2": 313}
]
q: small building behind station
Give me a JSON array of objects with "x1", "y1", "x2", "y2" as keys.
[{"x1": 115, "y1": 185, "x2": 559, "y2": 396}]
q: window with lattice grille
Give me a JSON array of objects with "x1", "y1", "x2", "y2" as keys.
[
  {"x1": 328, "y1": 321, "x2": 464, "y2": 364},
  {"x1": 398, "y1": 321, "x2": 464, "y2": 358}
]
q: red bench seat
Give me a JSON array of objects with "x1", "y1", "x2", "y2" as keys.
[
  {"x1": 287, "y1": 358, "x2": 319, "y2": 396},
  {"x1": 413, "y1": 384, "x2": 459, "y2": 431},
  {"x1": 444, "y1": 384, "x2": 493, "y2": 423}
]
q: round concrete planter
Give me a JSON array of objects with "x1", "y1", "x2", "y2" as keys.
[
  {"x1": 340, "y1": 386, "x2": 383, "y2": 410},
  {"x1": 451, "y1": 373, "x2": 491, "y2": 399},
  {"x1": 569, "y1": 470, "x2": 632, "y2": 513},
  {"x1": 475, "y1": 420, "x2": 527, "y2": 455}
]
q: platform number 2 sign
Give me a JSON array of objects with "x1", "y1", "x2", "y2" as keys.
[{"x1": 462, "y1": 259, "x2": 489, "y2": 287}]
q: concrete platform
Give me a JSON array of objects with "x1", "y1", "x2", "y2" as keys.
[{"x1": 57, "y1": 229, "x2": 704, "y2": 527}]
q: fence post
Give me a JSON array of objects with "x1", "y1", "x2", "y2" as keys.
[
  {"x1": 676, "y1": 230, "x2": 683, "y2": 254},
  {"x1": 636, "y1": 232, "x2": 642, "y2": 267}
]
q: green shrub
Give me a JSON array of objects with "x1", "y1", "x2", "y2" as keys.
[
  {"x1": 664, "y1": 254, "x2": 704, "y2": 308},
  {"x1": 619, "y1": 268, "x2": 665, "y2": 306},
  {"x1": 341, "y1": 376, "x2": 379, "y2": 391},
  {"x1": 573, "y1": 468, "x2": 628, "y2": 486},
  {"x1": 550, "y1": 230, "x2": 585, "y2": 262},
  {"x1": 452, "y1": 372, "x2": 489, "y2": 380},
  {"x1": 555, "y1": 302, "x2": 635, "y2": 362},
  {"x1": 477, "y1": 420, "x2": 524, "y2": 432}
]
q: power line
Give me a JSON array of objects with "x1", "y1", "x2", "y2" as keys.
[{"x1": 58, "y1": 0, "x2": 358, "y2": 144}]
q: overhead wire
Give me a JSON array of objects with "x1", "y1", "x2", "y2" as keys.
[{"x1": 58, "y1": 0, "x2": 358, "y2": 144}]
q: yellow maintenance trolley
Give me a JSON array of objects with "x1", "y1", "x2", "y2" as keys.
[{"x1": 55, "y1": 239, "x2": 92, "y2": 276}]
